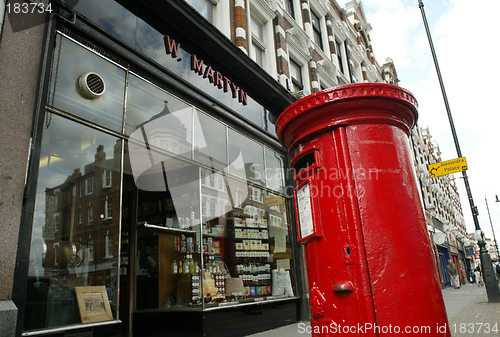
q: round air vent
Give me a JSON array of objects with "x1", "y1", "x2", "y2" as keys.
[{"x1": 78, "y1": 72, "x2": 106, "y2": 99}]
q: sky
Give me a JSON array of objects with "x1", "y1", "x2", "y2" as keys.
[{"x1": 361, "y1": 0, "x2": 500, "y2": 243}]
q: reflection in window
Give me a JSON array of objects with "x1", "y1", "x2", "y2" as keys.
[
  {"x1": 63, "y1": 0, "x2": 137, "y2": 47},
  {"x1": 54, "y1": 214, "x2": 60, "y2": 232},
  {"x1": 23, "y1": 115, "x2": 121, "y2": 331},
  {"x1": 265, "y1": 148, "x2": 285, "y2": 193},
  {"x1": 86, "y1": 177, "x2": 94, "y2": 195},
  {"x1": 194, "y1": 110, "x2": 227, "y2": 171},
  {"x1": 88, "y1": 205, "x2": 94, "y2": 225},
  {"x1": 228, "y1": 129, "x2": 265, "y2": 187},
  {"x1": 53, "y1": 243, "x2": 59, "y2": 266},
  {"x1": 78, "y1": 206, "x2": 83, "y2": 225},
  {"x1": 48, "y1": 35, "x2": 126, "y2": 132},
  {"x1": 88, "y1": 239, "x2": 95, "y2": 262},
  {"x1": 102, "y1": 169, "x2": 112, "y2": 188},
  {"x1": 104, "y1": 196, "x2": 112, "y2": 220},
  {"x1": 105, "y1": 233, "x2": 114, "y2": 258},
  {"x1": 126, "y1": 75, "x2": 193, "y2": 160},
  {"x1": 185, "y1": 0, "x2": 214, "y2": 23}
]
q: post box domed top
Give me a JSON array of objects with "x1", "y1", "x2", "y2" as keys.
[{"x1": 276, "y1": 83, "x2": 418, "y2": 150}]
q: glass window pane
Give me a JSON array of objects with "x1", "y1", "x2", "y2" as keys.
[
  {"x1": 251, "y1": 15, "x2": 264, "y2": 41},
  {"x1": 185, "y1": 0, "x2": 214, "y2": 23},
  {"x1": 48, "y1": 34, "x2": 126, "y2": 132},
  {"x1": 24, "y1": 115, "x2": 121, "y2": 331},
  {"x1": 285, "y1": 0, "x2": 295, "y2": 18},
  {"x1": 290, "y1": 59, "x2": 301, "y2": 83},
  {"x1": 200, "y1": 184, "x2": 296, "y2": 306},
  {"x1": 126, "y1": 74, "x2": 193, "y2": 161},
  {"x1": 125, "y1": 143, "x2": 202, "y2": 309},
  {"x1": 265, "y1": 148, "x2": 285, "y2": 193},
  {"x1": 193, "y1": 110, "x2": 227, "y2": 171},
  {"x1": 61, "y1": 0, "x2": 137, "y2": 47},
  {"x1": 228, "y1": 129, "x2": 265, "y2": 187}
]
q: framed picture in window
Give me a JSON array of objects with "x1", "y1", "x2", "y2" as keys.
[{"x1": 75, "y1": 286, "x2": 113, "y2": 323}]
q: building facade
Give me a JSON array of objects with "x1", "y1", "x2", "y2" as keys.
[
  {"x1": 410, "y1": 125, "x2": 472, "y2": 287},
  {"x1": 0, "y1": 0, "x2": 392, "y2": 336}
]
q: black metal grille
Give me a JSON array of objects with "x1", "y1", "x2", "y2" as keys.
[{"x1": 86, "y1": 73, "x2": 105, "y2": 94}]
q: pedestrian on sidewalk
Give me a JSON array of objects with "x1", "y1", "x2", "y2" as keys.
[
  {"x1": 474, "y1": 266, "x2": 483, "y2": 286},
  {"x1": 494, "y1": 259, "x2": 500, "y2": 282},
  {"x1": 447, "y1": 260, "x2": 460, "y2": 289}
]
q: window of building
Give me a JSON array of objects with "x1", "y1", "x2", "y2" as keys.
[
  {"x1": 53, "y1": 243, "x2": 59, "y2": 266},
  {"x1": 86, "y1": 177, "x2": 94, "y2": 195},
  {"x1": 104, "y1": 196, "x2": 112, "y2": 220},
  {"x1": 336, "y1": 40, "x2": 344, "y2": 74},
  {"x1": 210, "y1": 173, "x2": 216, "y2": 188},
  {"x1": 102, "y1": 169, "x2": 112, "y2": 188},
  {"x1": 105, "y1": 233, "x2": 114, "y2": 258},
  {"x1": 290, "y1": 58, "x2": 303, "y2": 92},
  {"x1": 78, "y1": 205, "x2": 83, "y2": 224},
  {"x1": 217, "y1": 173, "x2": 224, "y2": 191},
  {"x1": 54, "y1": 190, "x2": 60, "y2": 207},
  {"x1": 250, "y1": 14, "x2": 266, "y2": 68},
  {"x1": 311, "y1": 10, "x2": 323, "y2": 50},
  {"x1": 210, "y1": 198, "x2": 217, "y2": 217},
  {"x1": 54, "y1": 213, "x2": 59, "y2": 232},
  {"x1": 285, "y1": 0, "x2": 295, "y2": 18},
  {"x1": 88, "y1": 238, "x2": 95, "y2": 262},
  {"x1": 87, "y1": 204, "x2": 93, "y2": 225}
]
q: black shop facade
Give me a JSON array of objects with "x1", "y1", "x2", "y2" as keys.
[{"x1": 13, "y1": 1, "x2": 303, "y2": 336}]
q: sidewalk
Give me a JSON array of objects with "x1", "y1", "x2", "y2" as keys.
[
  {"x1": 445, "y1": 284, "x2": 500, "y2": 337},
  {"x1": 247, "y1": 284, "x2": 500, "y2": 336}
]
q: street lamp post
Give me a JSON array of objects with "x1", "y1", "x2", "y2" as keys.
[
  {"x1": 485, "y1": 192, "x2": 500, "y2": 259},
  {"x1": 418, "y1": 0, "x2": 500, "y2": 302}
]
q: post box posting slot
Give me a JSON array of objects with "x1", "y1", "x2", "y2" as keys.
[
  {"x1": 291, "y1": 149, "x2": 323, "y2": 244},
  {"x1": 290, "y1": 147, "x2": 322, "y2": 181}
]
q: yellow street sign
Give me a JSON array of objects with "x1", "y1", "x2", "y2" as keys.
[{"x1": 428, "y1": 157, "x2": 467, "y2": 178}]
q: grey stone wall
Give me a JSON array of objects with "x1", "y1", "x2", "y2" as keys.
[{"x1": 0, "y1": 5, "x2": 48, "y2": 336}]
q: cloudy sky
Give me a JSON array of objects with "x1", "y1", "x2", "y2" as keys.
[{"x1": 362, "y1": 0, "x2": 500, "y2": 241}]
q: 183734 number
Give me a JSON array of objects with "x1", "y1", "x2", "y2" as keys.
[
  {"x1": 451, "y1": 323, "x2": 499, "y2": 334},
  {"x1": 6, "y1": 1, "x2": 53, "y2": 14}
]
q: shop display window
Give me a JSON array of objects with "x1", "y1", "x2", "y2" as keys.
[
  {"x1": 23, "y1": 30, "x2": 296, "y2": 334},
  {"x1": 126, "y1": 76, "x2": 296, "y2": 310},
  {"x1": 24, "y1": 115, "x2": 122, "y2": 330}
]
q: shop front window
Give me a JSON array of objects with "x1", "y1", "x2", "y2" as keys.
[
  {"x1": 22, "y1": 29, "x2": 296, "y2": 335},
  {"x1": 125, "y1": 76, "x2": 296, "y2": 311},
  {"x1": 24, "y1": 114, "x2": 121, "y2": 331}
]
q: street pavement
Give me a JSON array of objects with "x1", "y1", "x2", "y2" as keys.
[{"x1": 247, "y1": 284, "x2": 500, "y2": 336}]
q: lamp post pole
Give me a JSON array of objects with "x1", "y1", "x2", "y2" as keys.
[
  {"x1": 418, "y1": 0, "x2": 500, "y2": 301},
  {"x1": 485, "y1": 193, "x2": 500, "y2": 259}
]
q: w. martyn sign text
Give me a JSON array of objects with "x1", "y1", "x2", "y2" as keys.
[{"x1": 164, "y1": 35, "x2": 248, "y2": 106}]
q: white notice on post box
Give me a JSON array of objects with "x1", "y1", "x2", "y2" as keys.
[{"x1": 296, "y1": 183, "x2": 314, "y2": 238}]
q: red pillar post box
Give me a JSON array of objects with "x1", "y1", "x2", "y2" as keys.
[{"x1": 277, "y1": 83, "x2": 450, "y2": 336}]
